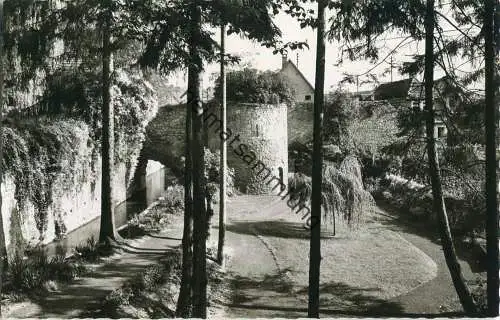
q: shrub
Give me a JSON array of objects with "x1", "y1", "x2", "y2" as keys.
[
  {"x1": 119, "y1": 222, "x2": 147, "y2": 240},
  {"x1": 214, "y1": 68, "x2": 295, "y2": 105},
  {"x1": 5, "y1": 248, "x2": 86, "y2": 293},
  {"x1": 204, "y1": 147, "x2": 236, "y2": 197},
  {"x1": 102, "y1": 250, "x2": 181, "y2": 314},
  {"x1": 74, "y1": 236, "x2": 102, "y2": 262},
  {"x1": 162, "y1": 184, "x2": 184, "y2": 212},
  {"x1": 120, "y1": 185, "x2": 186, "y2": 239},
  {"x1": 288, "y1": 156, "x2": 374, "y2": 228},
  {"x1": 380, "y1": 174, "x2": 484, "y2": 238},
  {"x1": 138, "y1": 265, "x2": 166, "y2": 291},
  {"x1": 105, "y1": 287, "x2": 134, "y2": 308}
]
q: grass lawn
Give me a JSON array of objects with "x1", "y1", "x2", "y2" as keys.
[{"x1": 249, "y1": 209, "x2": 438, "y2": 314}]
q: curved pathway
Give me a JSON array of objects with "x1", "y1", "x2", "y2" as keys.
[
  {"x1": 371, "y1": 205, "x2": 476, "y2": 316},
  {"x1": 212, "y1": 196, "x2": 305, "y2": 318}
]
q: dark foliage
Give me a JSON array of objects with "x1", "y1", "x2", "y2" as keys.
[
  {"x1": 5, "y1": 248, "x2": 86, "y2": 294},
  {"x1": 213, "y1": 68, "x2": 295, "y2": 105}
]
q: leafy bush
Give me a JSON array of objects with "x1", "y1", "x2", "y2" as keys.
[
  {"x1": 214, "y1": 68, "x2": 295, "y2": 105},
  {"x1": 119, "y1": 223, "x2": 147, "y2": 240},
  {"x1": 162, "y1": 184, "x2": 185, "y2": 212},
  {"x1": 204, "y1": 147, "x2": 236, "y2": 198},
  {"x1": 5, "y1": 248, "x2": 86, "y2": 293},
  {"x1": 379, "y1": 174, "x2": 484, "y2": 238},
  {"x1": 102, "y1": 250, "x2": 181, "y2": 314},
  {"x1": 467, "y1": 276, "x2": 487, "y2": 315},
  {"x1": 120, "y1": 184, "x2": 185, "y2": 239},
  {"x1": 74, "y1": 236, "x2": 104, "y2": 262},
  {"x1": 132, "y1": 264, "x2": 166, "y2": 292},
  {"x1": 105, "y1": 287, "x2": 134, "y2": 308}
]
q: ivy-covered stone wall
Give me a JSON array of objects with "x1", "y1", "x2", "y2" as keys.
[
  {"x1": 0, "y1": 123, "x2": 132, "y2": 253},
  {"x1": 1, "y1": 68, "x2": 158, "y2": 256}
]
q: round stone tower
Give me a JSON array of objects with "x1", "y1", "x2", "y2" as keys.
[{"x1": 206, "y1": 102, "x2": 288, "y2": 195}]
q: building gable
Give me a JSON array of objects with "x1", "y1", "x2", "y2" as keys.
[{"x1": 279, "y1": 59, "x2": 315, "y2": 103}]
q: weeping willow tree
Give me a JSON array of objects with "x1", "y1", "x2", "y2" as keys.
[{"x1": 289, "y1": 155, "x2": 374, "y2": 230}]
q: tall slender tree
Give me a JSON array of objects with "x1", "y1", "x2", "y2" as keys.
[
  {"x1": 176, "y1": 67, "x2": 194, "y2": 317},
  {"x1": 24, "y1": 0, "x2": 152, "y2": 245},
  {"x1": 483, "y1": 0, "x2": 499, "y2": 316},
  {"x1": 308, "y1": 0, "x2": 326, "y2": 317},
  {"x1": 188, "y1": 1, "x2": 207, "y2": 317},
  {"x1": 217, "y1": 22, "x2": 227, "y2": 266},
  {"x1": 99, "y1": 0, "x2": 118, "y2": 243},
  {"x1": 423, "y1": 0, "x2": 477, "y2": 315},
  {"x1": 0, "y1": 1, "x2": 6, "y2": 316},
  {"x1": 54, "y1": 0, "x2": 157, "y2": 244}
]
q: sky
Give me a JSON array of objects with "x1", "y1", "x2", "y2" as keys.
[{"x1": 167, "y1": 3, "x2": 480, "y2": 94}]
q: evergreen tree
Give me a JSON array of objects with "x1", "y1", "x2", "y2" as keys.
[
  {"x1": 46, "y1": 0, "x2": 154, "y2": 245},
  {"x1": 0, "y1": 1, "x2": 6, "y2": 315},
  {"x1": 423, "y1": 0, "x2": 477, "y2": 315},
  {"x1": 483, "y1": 0, "x2": 499, "y2": 315}
]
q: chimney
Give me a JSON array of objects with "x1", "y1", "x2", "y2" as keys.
[{"x1": 282, "y1": 52, "x2": 288, "y2": 69}]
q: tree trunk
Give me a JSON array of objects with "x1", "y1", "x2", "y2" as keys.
[
  {"x1": 484, "y1": 0, "x2": 499, "y2": 316},
  {"x1": 217, "y1": 23, "x2": 227, "y2": 266},
  {"x1": 189, "y1": 1, "x2": 207, "y2": 317},
  {"x1": 99, "y1": 7, "x2": 118, "y2": 244},
  {"x1": 308, "y1": 0, "x2": 326, "y2": 318},
  {"x1": 0, "y1": 1, "x2": 8, "y2": 316},
  {"x1": 424, "y1": 0, "x2": 477, "y2": 315},
  {"x1": 176, "y1": 72, "x2": 194, "y2": 318}
]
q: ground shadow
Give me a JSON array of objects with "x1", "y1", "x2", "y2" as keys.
[
  {"x1": 298, "y1": 281, "x2": 406, "y2": 317},
  {"x1": 14, "y1": 245, "x2": 178, "y2": 318},
  {"x1": 373, "y1": 200, "x2": 486, "y2": 273},
  {"x1": 145, "y1": 234, "x2": 183, "y2": 241},
  {"x1": 21, "y1": 262, "x2": 149, "y2": 318},
  {"x1": 225, "y1": 269, "x2": 408, "y2": 318},
  {"x1": 226, "y1": 220, "x2": 335, "y2": 240},
  {"x1": 118, "y1": 225, "x2": 147, "y2": 240},
  {"x1": 110, "y1": 245, "x2": 178, "y2": 256}
]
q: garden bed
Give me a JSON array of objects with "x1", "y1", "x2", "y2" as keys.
[
  {"x1": 119, "y1": 185, "x2": 184, "y2": 240},
  {"x1": 97, "y1": 250, "x2": 227, "y2": 318},
  {"x1": 372, "y1": 174, "x2": 485, "y2": 240}
]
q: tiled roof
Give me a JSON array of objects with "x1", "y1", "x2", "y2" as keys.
[{"x1": 373, "y1": 79, "x2": 411, "y2": 100}]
